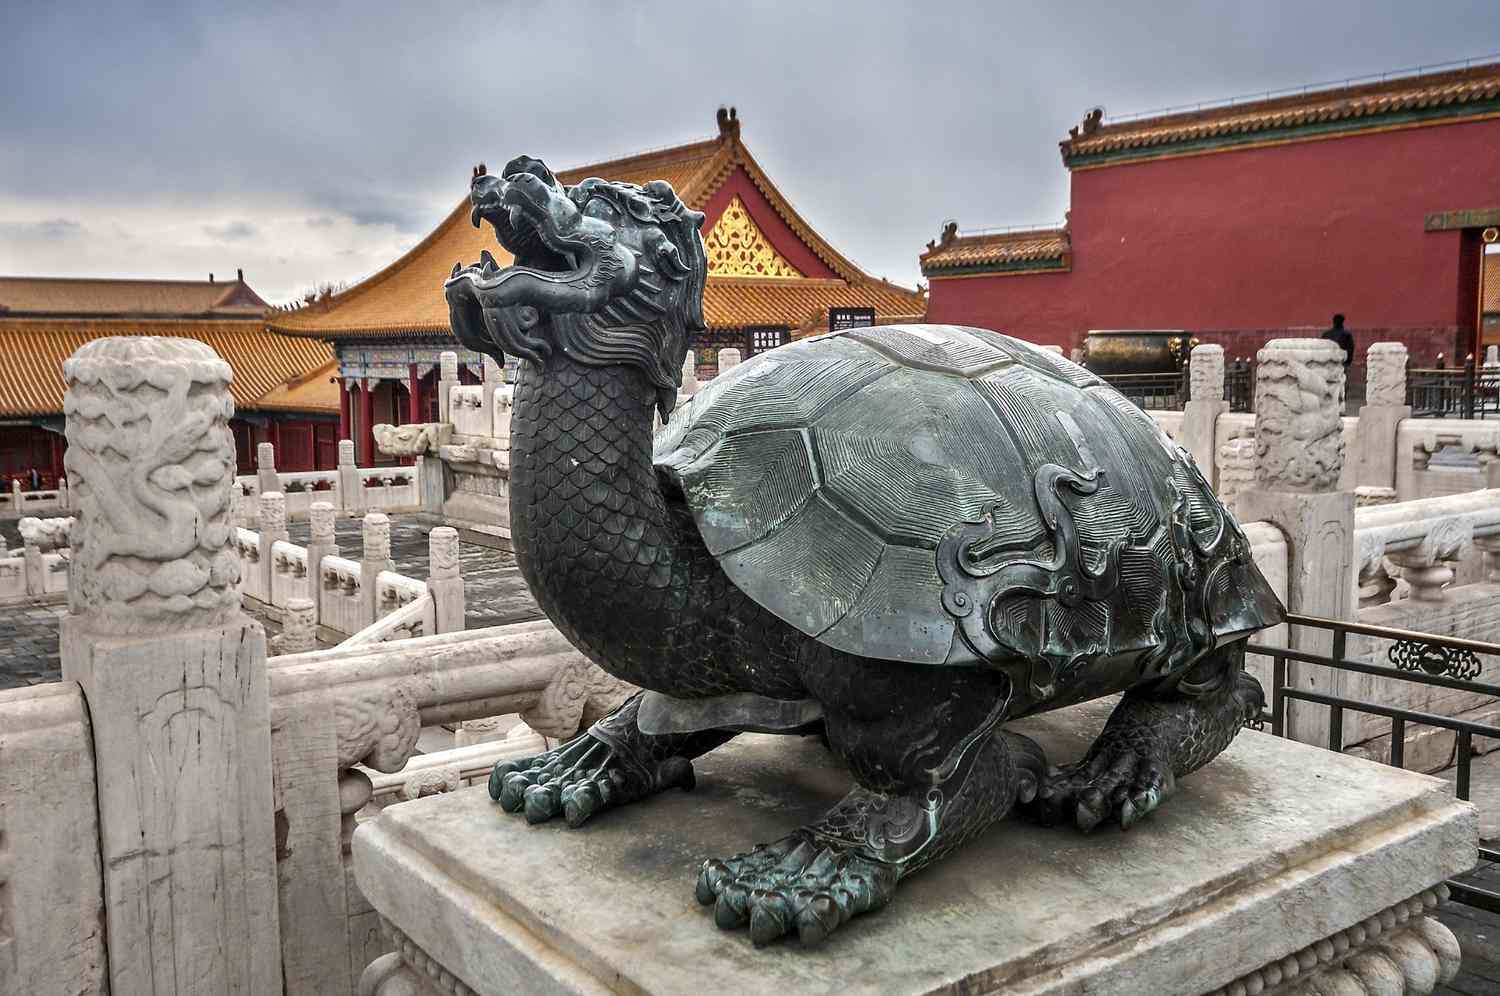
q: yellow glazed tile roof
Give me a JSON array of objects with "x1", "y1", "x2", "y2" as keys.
[
  {"x1": 0, "y1": 318, "x2": 334, "y2": 417},
  {"x1": 1062, "y1": 62, "x2": 1500, "y2": 166},
  {"x1": 921, "y1": 226, "x2": 1071, "y2": 273},
  {"x1": 268, "y1": 110, "x2": 923, "y2": 337},
  {"x1": 0, "y1": 275, "x2": 267, "y2": 318}
]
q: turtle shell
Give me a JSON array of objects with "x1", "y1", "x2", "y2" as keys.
[{"x1": 654, "y1": 325, "x2": 1282, "y2": 693}]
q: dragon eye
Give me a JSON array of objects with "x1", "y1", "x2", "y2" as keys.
[{"x1": 584, "y1": 198, "x2": 618, "y2": 220}]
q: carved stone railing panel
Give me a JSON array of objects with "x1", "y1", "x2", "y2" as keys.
[{"x1": 268, "y1": 620, "x2": 634, "y2": 996}]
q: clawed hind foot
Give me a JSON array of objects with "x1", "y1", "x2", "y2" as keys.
[
  {"x1": 696, "y1": 831, "x2": 899, "y2": 947},
  {"x1": 1025, "y1": 741, "x2": 1177, "y2": 832}
]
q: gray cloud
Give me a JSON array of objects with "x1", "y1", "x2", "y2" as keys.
[
  {"x1": 0, "y1": 217, "x2": 84, "y2": 240},
  {"x1": 2, "y1": 0, "x2": 1498, "y2": 302},
  {"x1": 202, "y1": 219, "x2": 258, "y2": 241}
]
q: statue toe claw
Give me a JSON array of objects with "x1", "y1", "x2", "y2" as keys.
[{"x1": 698, "y1": 831, "x2": 898, "y2": 947}]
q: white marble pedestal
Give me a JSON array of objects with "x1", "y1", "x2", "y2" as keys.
[{"x1": 353, "y1": 699, "x2": 1477, "y2": 996}]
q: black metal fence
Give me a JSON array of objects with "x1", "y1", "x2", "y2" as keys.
[
  {"x1": 1097, "y1": 370, "x2": 1190, "y2": 411},
  {"x1": 1247, "y1": 613, "x2": 1500, "y2": 915},
  {"x1": 1407, "y1": 357, "x2": 1500, "y2": 419},
  {"x1": 1225, "y1": 358, "x2": 1256, "y2": 413},
  {"x1": 1097, "y1": 359, "x2": 1257, "y2": 413}
]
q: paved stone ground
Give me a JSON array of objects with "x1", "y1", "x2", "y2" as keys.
[{"x1": 1436, "y1": 756, "x2": 1500, "y2": 995}]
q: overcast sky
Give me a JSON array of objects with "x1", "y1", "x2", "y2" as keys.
[{"x1": 3, "y1": 1, "x2": 1498, "y2": 304}]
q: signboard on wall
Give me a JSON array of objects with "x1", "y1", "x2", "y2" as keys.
[
  {"x1": 829, "y1": 307, "x2": 876, "y2": 332},
  {"x1": 745, "y1": 326, "x2": 789, "y2": 355}
]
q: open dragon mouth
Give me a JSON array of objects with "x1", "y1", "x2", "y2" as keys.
[{"x1": 463, "y1": 166, "x2": 584, "y2": 281}]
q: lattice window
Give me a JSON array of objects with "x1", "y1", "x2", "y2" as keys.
[{"x1": 704, "y1": 197, "x2": 801, "y2": 278}]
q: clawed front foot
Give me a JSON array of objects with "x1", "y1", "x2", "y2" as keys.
[
  {"x1": 489, "y1": 732, "x2": 695, "y2": 827},
  {"x1": 696, "y1": 831, "x2": 899, "y2": 947},
  {"x1": 1026, "y1": 741, "x2": 1176, "y2": 833}
]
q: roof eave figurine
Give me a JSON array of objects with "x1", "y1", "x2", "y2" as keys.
[{"x1": 443, "y1": 155, "x2": 1284, "y2": 948}]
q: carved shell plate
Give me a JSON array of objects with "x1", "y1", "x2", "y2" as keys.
[{"x1": 654, "y1": 325, "x2": 1283, "y2": 699}]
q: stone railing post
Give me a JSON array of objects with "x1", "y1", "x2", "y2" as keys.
[
  {"x1": 22, "y1": 533, "x2": 45, "y2": 597},
  {"x1": 360, "y1": 512, "x2": 395, "y2": 628},
  {"x1": 1236, "y1": 338, "x2": 1353, "y2": 745},
  {"x1": 427, "y1": 526, "x2": 465, "y2": 634},
  {"x1": 1185, "y1": 344, "x2": 1228, "y2": 488},
  {"x1": 58, "y1": 337, "x2": 282, "y2": 993},
  {"x1": 717, "y1": 347, "x2": 742, "y2": 375},
  {"x1": 1356, "y1": 343, "x2": 1411, "y2": 492},
  {"x1": 680, "y1": 350, "x2": 700, "y2": 398},
  {"x1": 11, "y1": 478, "x2": 21, "y2": 512},
  {"x1": 272, "y1": 597, "x2": 318, "y2": 655},
  {"x1": 438, "y1": 350, "x2": 459, "y2": 427},
  {"x1": 258, "y1": 490, "x2": 288, "y2": 600},
  {"x1": 1215, "y1": 436, "x2": 1256, "y2": 513},
  {"x1": 480, "y1": 354, "x2": 503, "y2": 436},
  {"x1": 257, "y1": 440, "x2": 280, "y2": 496},
  {"x1": 57, "y1": 474, "x2": 69, "y2": 511},
  {"x1": 338, "y1": 438, "x2": 362, "y2": 514},
  {"x1": 306, "y1": 500, "x2": 339, "y2": 626},
  {"x1": 493, "y1": 384, "x2": 515, "y2": 447}
]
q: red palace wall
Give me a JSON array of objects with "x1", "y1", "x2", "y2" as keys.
[{"x1": 927, "y1": 118, "x2": 1499, "y2": 372}]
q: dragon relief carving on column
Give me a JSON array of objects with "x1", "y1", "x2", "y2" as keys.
[{"x1": 61, "y1": 337, "x2": 242, "y2": 633}]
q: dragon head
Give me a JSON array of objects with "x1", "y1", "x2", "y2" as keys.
[{"x1": 444, "y1": 156, "x2": 707, "y2": 416}]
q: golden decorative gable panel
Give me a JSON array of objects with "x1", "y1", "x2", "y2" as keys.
[{"x1": 704, "y1": 196, "x2": 801, "y2": 278}]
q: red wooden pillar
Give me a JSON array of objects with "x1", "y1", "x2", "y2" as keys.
[
  {"x1": 49, "y1": 432, "x2": 65, "y2": 485},
  {"x1": 338, "y1": 377, "x2": 351, "y2": 442},
  {"x1": 359, "y1": 381, "x2": 375, "y2": 466},
  {"x1": 408, "y1": 364, "x2": 422, "y2": 424}
]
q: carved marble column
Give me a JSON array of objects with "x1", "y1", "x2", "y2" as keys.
[
  {"x1": 717, "y1": 347, "x2": 742, "y2": 375},
  {"x1": 273, "y1": 596, "x2": 318, "y2": 655},
  {"x1": 480, "y1": 355, "x2": 503, "y2": 440},
  {"x1": 58, "y1": 336, "x2": 282, "y2": 994},
  {"x1": 1356, "y1": 342, "x2": 1412, "y2": 491},
  {"x1": 427, "y1": 526, "x2": 465, "y2": 635},
  {"x1": 340, "y1": 437, "x2": 363, "y2": 514},
  {"x1": 493, "y1": 384, "x2": 515, "y2": 449},
  {"x1": 361, "y1": 512, "x2": 395, "y2": 628},
  {"x1": 680, "y1": 350, "x2": 700, "y2": 398},
  {"x1": 258, "y1": 490, "x2": 288, "y2": 598},
  {"x1": 1236, "y1": 338, "x2": 1353, "y2": 745},
  {"x1": 307, "y1": 499, "x2": 339, "y2": 630},
  {"x1": 257, "y1": 439, "x2": 280, "y2": 496},
  {"x1": 1184, "y1": 344, "x2": 1229, "y2": 489},
  {"x1": 438, "y1": 350, "x2": 459, "y2": 428}
]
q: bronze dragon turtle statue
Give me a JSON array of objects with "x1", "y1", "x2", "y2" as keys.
[{"x1": 443, "y1": 157, "x2": 1284, "y2": 948}]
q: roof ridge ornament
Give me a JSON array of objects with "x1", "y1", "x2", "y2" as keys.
[{"x1": 716, "y1": 105, "x2": 740, "y2": 141}]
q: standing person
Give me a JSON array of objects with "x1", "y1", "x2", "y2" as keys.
[
  {"x1": 26, "y1": 466, "x2": 41, "y2": 491},
  {"x1": 1323, "y1": 313, "x2": 1354, "y2": 408}
]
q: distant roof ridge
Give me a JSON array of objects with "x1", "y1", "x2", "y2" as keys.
[
  {"x1": 1063, "y1": 58, "x2": 1500, "y2": 167},
  {"x1": 1105, "y1": 53, "x2": 1500, "y2": 126},
  {"x1": 555, "y1": 134, "x2": 722, "y2": 180},
  {"x1": 0, "y1": 272, "x2": 267, "y2": 318}
]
